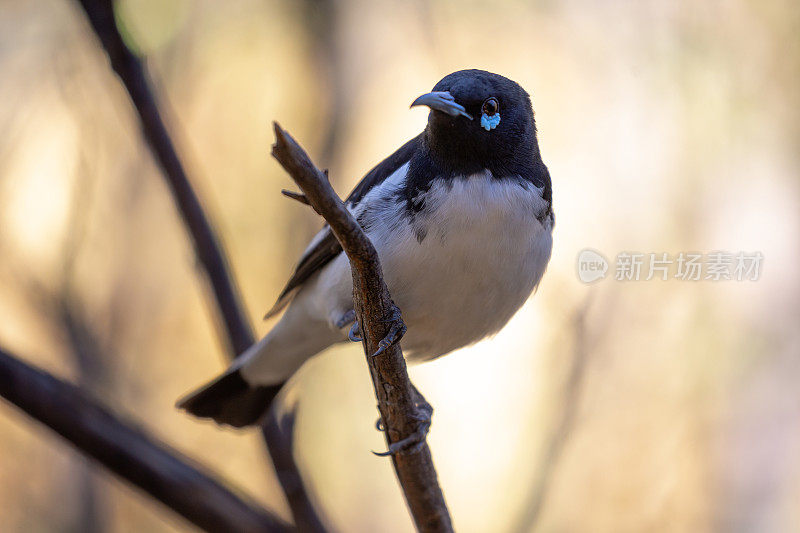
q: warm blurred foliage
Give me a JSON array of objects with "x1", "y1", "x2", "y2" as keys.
[{"x1": 1, "y1": 0, "x2": 799, "y2": 531}]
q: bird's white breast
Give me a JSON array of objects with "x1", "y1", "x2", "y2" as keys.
[{"x1": 345, "y1": 166, "x2": 553, "y2": 361}]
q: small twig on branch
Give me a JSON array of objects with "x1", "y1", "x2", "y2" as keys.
[
  {"x1": 73, "y1": 2, "x2": 324, "y2": 529},
  {"x1": 271, "y1": 122, "x2": 454, "y2": 533},
  {"x1": 281, "y1": 189, "x2": 320, "y2": 215},
  {"x1": 281, "y1": 189, "x2": 311, "y2": 205},
  {"x1": 0, "y1": 347, "x2": 290, "y2": 533}
]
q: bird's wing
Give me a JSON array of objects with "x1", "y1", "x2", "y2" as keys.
[
  {"x1": 342, "y1": 134, "x2": 421, "y2": 209},
  {"x1": 264, "y1": 134, "x2": 421, "y2": 319}
]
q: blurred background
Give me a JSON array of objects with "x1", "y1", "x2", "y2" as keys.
[{"x1": 1, "y1": 0, "x2": 799, "y2": 531}]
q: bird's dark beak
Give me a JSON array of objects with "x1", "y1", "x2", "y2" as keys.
[{"x1": 410, "y1": 91, "x2": 473, "y2": 120}]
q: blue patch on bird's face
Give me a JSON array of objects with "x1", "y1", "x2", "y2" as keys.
[{"x1": 481, "y1": 112, "x2": 500, "y2": 131}]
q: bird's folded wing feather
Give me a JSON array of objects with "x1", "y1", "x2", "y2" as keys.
[{"x1": 264, "y1": 134, "x2": 421, "y2": 319}]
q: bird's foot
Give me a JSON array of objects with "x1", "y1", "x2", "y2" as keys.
[
  {"x1": 373, "y1": 406, "x2": 432, "y2": 456},
  {"x1": 374, "y1": 401, "x2": 432, "y2": 432},
  {"x1": 373, "y1": 384, "x2": 433, "y2": 456},
  {"x1": 371, "y1": 303, "x2": 406, "y2": 357}
]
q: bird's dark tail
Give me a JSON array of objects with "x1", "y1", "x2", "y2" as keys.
[{"x1": 177, "y1": 370, "x2": 283, "y2": 428}]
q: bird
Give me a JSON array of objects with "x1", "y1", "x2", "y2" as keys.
[{"x1": 178, "y1": 69, "x2": 554, "y2": 428}]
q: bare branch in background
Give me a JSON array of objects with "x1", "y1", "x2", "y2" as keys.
[
  {"x1": 271, "y1": 123, "x2": 454, "y2": 533},
  {"x1": 75, "y1": 0, "x2": 253, "y2": 356},
  {"x1": 0, "y1": 347, "x2": 290, "y2": 533},
  {"x1": 298, "y1": 0, "x2": 344, "y2": 174},
  {"x1": 53, "y1": 143, "x2": 109, "y2": 530},
  {"x1": 513, "y1": 297, "x2": 593, "y2": 533},
  {"x1": 72, "y1": 1, "x2": 325, "y2": 529},
  {"x1": 264, "y1": 400, "x2": 328, "y2": 533}
]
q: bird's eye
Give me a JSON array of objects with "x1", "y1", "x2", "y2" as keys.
[{"x1": 481, "y1": 97, "x2": 499, "y2": 116}]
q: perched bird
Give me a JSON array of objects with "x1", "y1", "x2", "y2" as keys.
[{"x1": 178, "y1": 69, "x2": 554, "y2": 427}]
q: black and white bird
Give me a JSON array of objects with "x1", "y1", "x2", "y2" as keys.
[{"x1": 178, "y1": 69, "x2": 554, "y2": 427}]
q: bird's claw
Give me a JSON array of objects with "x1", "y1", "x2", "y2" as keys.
[
  {"x1": 371, "y1": 305, "x2": 406, "y2": 357},
  {"x1": 372, "y1": 407, "x2": 432, "y2": 456},
  {"x1": 348, "y1": 321, "x2": 362, "y2": 342}
]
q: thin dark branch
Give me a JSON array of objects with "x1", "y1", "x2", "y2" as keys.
[
  {"x1": 264, "y1": 402, "x2": 328, "y2": 533},
  {"x1": 512, "y1": 297, "x2": 593, "y2": 533},
  {"x1": 73, "y1": 2, "x2": 324, "y2": 529},
  {"x1": 75, "y1": 0, "x2": 253, "y2": 355},
  {"x1": 271, "y1": 123, "x2": 454, "y2": 533},
  {"x1": 0, "y1": 346, "x2": 290, "y2": 533}
]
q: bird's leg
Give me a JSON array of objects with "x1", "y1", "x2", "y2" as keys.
[
  {"x1": 371, "y1": 303, "x2": 406, "y2": 358},
  {"x1": 335, "y1": 309, "x2": 362, "y2": 342},
  {"x1": 348, "y1": 321, "x2": 362, "y2": 343},
  {"x1": 409, "y1": 382, "x2": 433, "y2": 421},
  {"x1": 374, "y1": 382, "x2": 433, "y2": 456},
  {"x1": 334, "y1": 309, "x2": 356, "y2": 330}
]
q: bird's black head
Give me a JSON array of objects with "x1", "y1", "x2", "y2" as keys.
[{"x1": 411, "y1": 69, "x2": 541, "y2": 179}]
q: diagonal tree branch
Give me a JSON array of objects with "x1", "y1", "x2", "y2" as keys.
[
  {"x1": 75, "y1": 0, "x2": 253, "y2": 356},
  {"x1": 72, "y1": 2, "x2": 325, "y2": 530},
  {"x1": 0, "y1": 346, "x2": 290, "y2": 533},
  {"x1": 271, "y1": 123, "x2": 454, "y2": 533}
]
